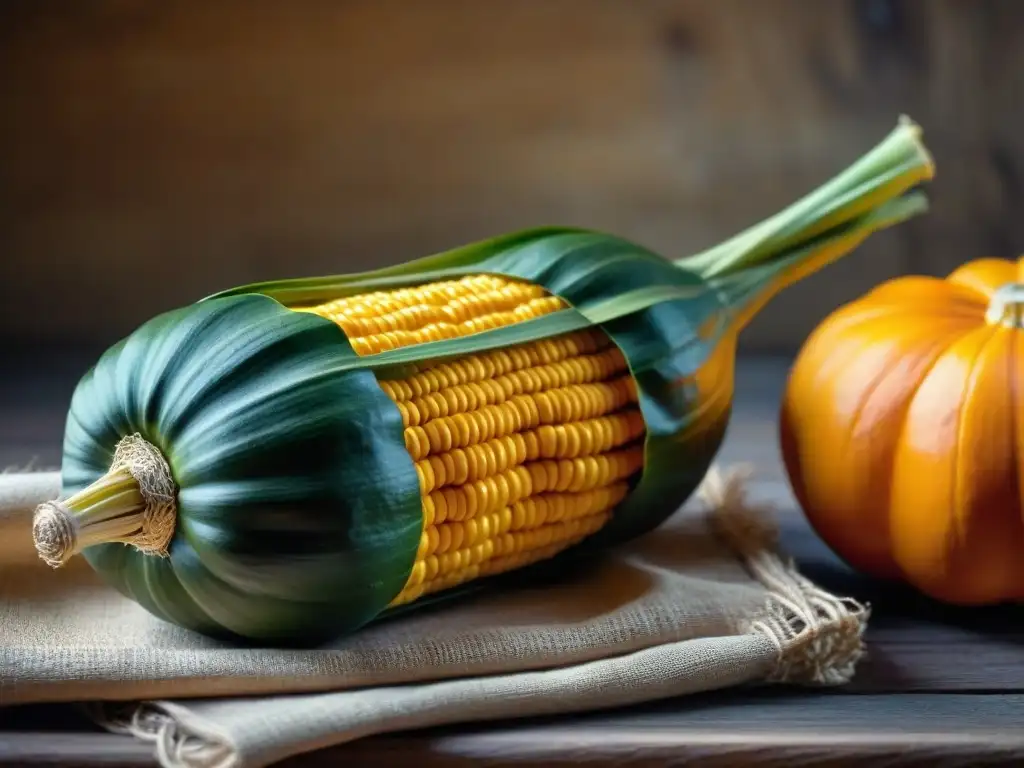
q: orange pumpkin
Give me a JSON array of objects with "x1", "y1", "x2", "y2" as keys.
[{"x1": 779, "y1": 256, "x2": 1024, "y2": 605}]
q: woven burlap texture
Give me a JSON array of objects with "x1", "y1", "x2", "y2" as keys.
[{"x1": 0, "y1": 465, "x2": 868, "y2": 768}]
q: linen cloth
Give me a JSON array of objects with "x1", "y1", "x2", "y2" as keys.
[{"x1": 0, "y1": 465, "x2": 868, "y2": 768}]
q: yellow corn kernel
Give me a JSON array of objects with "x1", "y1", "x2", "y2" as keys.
[
  {"x1": 300, "y1": 274, "x2": 647, "y2": 608},
  {"x1": 377, "y1": 327, "x2": 614, "y2": 402},
  {"x1": 301, "y1": 274, "x2": 568, "y2": 356},
  {"x1": 402, "y1": 377, "x2": 637, "y2": 461},
  {"x1": 389, "y1": 345, "x2": 630, "y2": 427}
]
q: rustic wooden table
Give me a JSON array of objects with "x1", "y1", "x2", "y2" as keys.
[{"x1": 3, "y1": 351, "x2": 1023, "y2": 767}]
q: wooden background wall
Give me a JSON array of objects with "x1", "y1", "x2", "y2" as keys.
[{"x1": 2, "y1": 0, "x2": 1023, "y2": 353}]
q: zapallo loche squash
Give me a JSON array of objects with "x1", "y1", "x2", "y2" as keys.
[
  {"x1": 33, "y1": 119, "x2": 935, "y2": 645},
  {"x1": 781, "y1": 254, "x2": 1024, "y2": 606}
]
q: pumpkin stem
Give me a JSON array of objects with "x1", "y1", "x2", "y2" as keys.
[
  {"x1": 985, "y1": 283, "x2": 1024, "y2": 329},
  {"x1": 32, "y1": 434, "x2": 177, "y2": 568}
]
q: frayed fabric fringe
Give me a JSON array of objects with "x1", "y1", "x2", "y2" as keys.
[{"x1": 700, "y1": 465, "x2": 869, "y2": 685}]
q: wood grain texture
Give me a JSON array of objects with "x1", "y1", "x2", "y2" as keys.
[
  {"x1": 5, "y1": 0, "x2": 1024, "y2": 352},
  {"x1": 5, "y1": 694, "x2": 1024, "y2": 766},
  {"x1": 330, "y1": 692, "x2": 1024, "y2": 768},
  {"x1": 0, "y1": 735, "x2": 152, "y2": 767}
]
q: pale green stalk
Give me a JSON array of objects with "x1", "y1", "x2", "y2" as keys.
[{"x1": 679, "y1": 116, "x2": 935, "y2": 279}]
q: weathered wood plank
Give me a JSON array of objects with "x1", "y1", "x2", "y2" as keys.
[
  {"x1": 333, "y1": 691, "x2": 1024, "y2": 768},
  {"x1": 7, "y1": 0, "x2": 1023, "y2": 352},
  {"x1": 6, "y1": 693, "x2": 1024, "y2": 767}
]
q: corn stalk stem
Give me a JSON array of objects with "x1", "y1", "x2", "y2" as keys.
[
  {"x1": 32, "y1": 469, "x2": 147, "y2": 566},
  {"x1": 33, "y1": 433, "x2": 178, "y2": 568},
  {"x1": 714, "y1": 190, "x2": 929, "y2": 334},
  {"x1": 68, "y1": 470, "x2": 144, "y2": 544},
  {"x1": 678, "y1": 116, "x2": 935, "y2": 280}
]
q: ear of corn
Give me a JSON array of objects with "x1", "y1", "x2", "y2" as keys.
[
  {"x1": 370, "y1": 327, "x2": 645, "y2": 608},
  {"x1": 37, "y1": 119, "x2": 935, "y2": 644}
]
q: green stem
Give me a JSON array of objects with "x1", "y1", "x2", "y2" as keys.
[
  {"x1": 68, "y1": 471, "x2": 148, "y2": 546},
  {"x1": 33, "y1": 433, "x2": 179, "y2": 568},
  {"x1": 985, "y1": 283, "x2": 1024, "y2": 328},
  {"x1": 32, "y1": 468, "x2": 147, "y2": 567},
  {"x1": 710, "y1": 190, "x2": 930, "y2": 333},
  {"x1": 678, "y1": 116, "x2": 935, "y2": 279}
]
